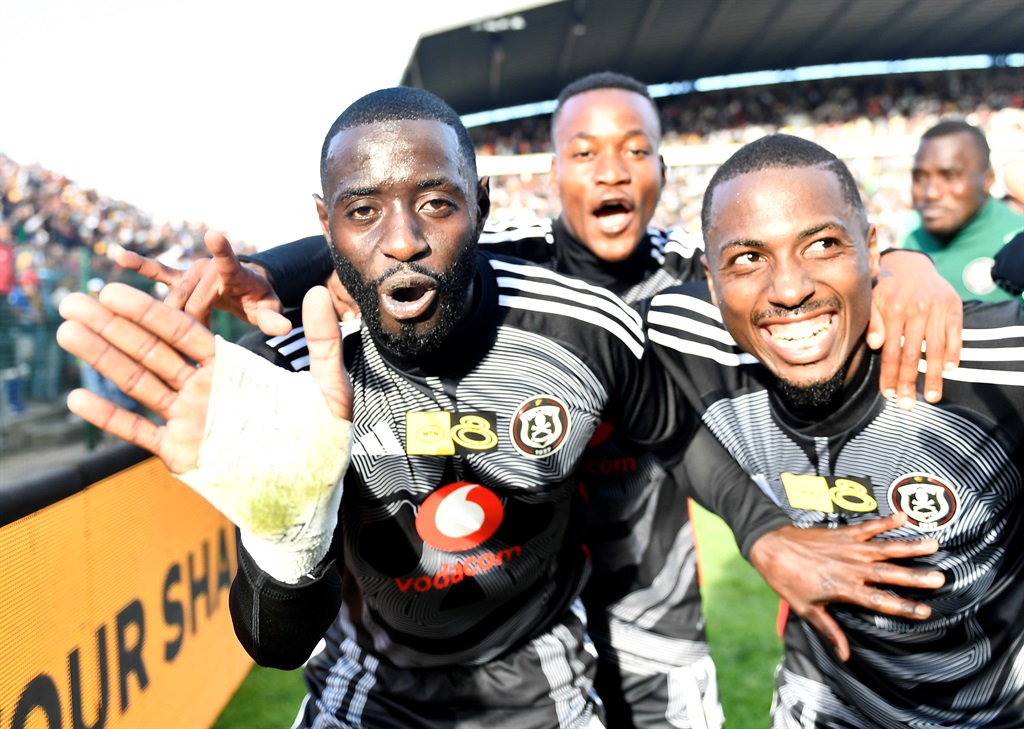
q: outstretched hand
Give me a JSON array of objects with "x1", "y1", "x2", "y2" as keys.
[
  {"x1": 867, "y1": 250, "x2": 963, "y2": 410},
  {"x1": 115, "y1": 230, "x2": 293, "y2": 336},
  {"x1": 57, "y1": 282, "x2": 351, "y2": 475},
  {"x1": 749, "y1": 512, "x2": 945, "y2": 662}
]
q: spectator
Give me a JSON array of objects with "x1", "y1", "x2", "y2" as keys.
[{"x1": 899, "y1": 119, "x2": 1024, "y2": 301}]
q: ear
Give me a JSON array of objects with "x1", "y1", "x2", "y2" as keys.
[
  {"x1": 658, "y1": 154, "x2": 667, "y2": 190},
  {"x1": 866, "y1": 224, "x2": 881, "y2": 279},
  {"x1": 983, "y1": 167, "x2": 996, "y2": 196},
  {"x1": 702, "y1": 252, "x2": 718, "y2": 306},
  {"x1": 314, "y1": 194, "x2": 331, "y2": 244},
  {"x1": 548, "y1": 154, "x2": 559, "y2": 199},
  {"x1": 475, "y1": 177, "x2": 491, "y2": 236}
]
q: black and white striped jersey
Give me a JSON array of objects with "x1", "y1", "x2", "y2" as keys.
[
  {"x1": 231, "y1": 253, "x2": 713, "y2": 670},
  {"x1": 646, "y1": 282, "x2": 1024, "y2": 728},
  {"x1": 479, "y1": 216, "x2": 704, "y2": 304}
]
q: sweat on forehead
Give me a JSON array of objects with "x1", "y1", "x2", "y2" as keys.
[
  {"x1": 319, "y1": 87, "x2": 478, "y2": 191},
  {"x1": 701, "y1": 134, "x2": 866, "y2": 234}
]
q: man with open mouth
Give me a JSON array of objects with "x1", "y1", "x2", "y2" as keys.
[{"x1": 111, "y1": 75, "x2": 964, "y2": 728}]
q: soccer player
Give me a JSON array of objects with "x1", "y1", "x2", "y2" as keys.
[
  {"x1": 116, "y1": 73, "x2": 962, "y2": 729},
  {"x1": 57, "y1": 89, "x2": 946, "y2": 729},
  {"x1": 647, "y1": 133, "x2": 1024, "y2": 727}
]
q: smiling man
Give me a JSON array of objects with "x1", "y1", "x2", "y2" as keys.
[
  {"x1": 58, "y1": 91, "x2": 953, "y2": 729},
  {"x1": 647, "y1": 134, "x2": 1024, "y2": 728},
  {"x1": 113, "y1": 74, "x2": 965, "y2": 729}
]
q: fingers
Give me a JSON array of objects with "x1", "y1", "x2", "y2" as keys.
[
  {"x1": 860, "y1": 560, "x2": 945, "y2": 590},
  {"x1": 204, "y1": 230, "x2": 240, "y2": 263},
  {"x1": 302, "y1": 286, "x2": 353, "y2": 421},
  {"x1": 838, "y1": 581, "x2": 934, "y2": 620},
  {"x1": 326, "y1": 271, "x2": 361, "y2": 322},
  {"x1": 873, "y1": 297, "x2": 905, "y2": 402},
  {"x1": 96, "y1": 284, "x2": 217, "y2": 365},
  {"x1": 800, "y1": 607, "x2": 850, "y2": 662},
  {"x1": 254, "y1": 308, "x2": 295, "y2": 337},
  {"x1": 57, "y1": 318, "x2": 179, "y2": 415},
  {"x1": 66, "y1": 388, "x2": 164, "y2": 455},
  {"x1": 921, "y1": 297, "x2": 963, "y2": 404},
  {"x1": 113, "y1": 246, "x2": 183, "y2": 288},
  {"x1": 894, "y1": 302, "x2": 926, "y2": 411}
]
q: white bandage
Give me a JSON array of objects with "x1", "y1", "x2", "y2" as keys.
[{"x1": 178, "y1": 336, "x2": 351, "y2": 584}]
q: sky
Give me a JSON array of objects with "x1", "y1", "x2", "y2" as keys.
[{"x1": 1, "y1": 0, "x2": 546, "y2": 250}]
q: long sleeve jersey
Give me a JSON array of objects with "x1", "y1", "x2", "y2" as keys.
[
  {"x1": 646, "y1": 282, "x2": 1024, "y2": 727},
  {"x1": 229, "y1": 253, "x2": 787, "y2": 671}
]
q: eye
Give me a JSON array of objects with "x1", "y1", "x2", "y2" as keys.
[
  {"x1": 571, "y1": 149, "x2": 595, "y2": 160},
  {"x1": 347, "y1": 203, "x2": 378, "y2": 221},
  {"x1": 421, "y1": 197, "x2": 456, "y2": 215},
  {"x1": 806, "y1": 238, "x2": 841, "y2": 256},
  {"x1": 625, "y1": 147, "x2": 652, "y2": 158},
  {"x1": 731, "y1": 250, "x2": 762, "y2": 267}
]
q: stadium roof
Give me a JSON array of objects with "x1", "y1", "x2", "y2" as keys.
[{"x1": 401, "y1": 0, "x2": 1024, "y2": 115}]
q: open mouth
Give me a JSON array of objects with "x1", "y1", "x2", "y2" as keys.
[
  {"x1": 379, "y1": 272, "x2": 438, "y2": 321},
  {"x1": 592, "y1": 198, "x2": 634, "y2": 234}
]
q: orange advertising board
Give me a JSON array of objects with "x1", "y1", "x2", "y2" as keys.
[{"x1": 0, "y1": 457, "x2": 252, "y2": 729}]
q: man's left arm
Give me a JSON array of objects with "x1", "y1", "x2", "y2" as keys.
[{"x1": 674, "y1": 425, "x2": 946, "y2": 663}]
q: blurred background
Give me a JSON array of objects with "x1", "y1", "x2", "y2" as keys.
[{"x1": 1, "y1": 1, "x2": 1021, "y2": 726}]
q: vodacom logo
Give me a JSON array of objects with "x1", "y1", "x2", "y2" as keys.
[{"x1": 415, "y1": 482, "x2": 505, "y2": 552}]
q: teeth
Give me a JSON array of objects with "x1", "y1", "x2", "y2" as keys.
[{"x1": 769, "y1": 315, "x2": 830, "y2": 343}]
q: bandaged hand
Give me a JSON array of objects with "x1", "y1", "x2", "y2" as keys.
[
  {"x1": 56, "y1": 284, "x2": 353, "y2": 584},
  {"x1": 178, "y1": 337, "x2": 351, "y2": 583}
]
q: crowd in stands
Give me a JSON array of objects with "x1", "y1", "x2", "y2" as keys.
[
  {"x1": 478, "y1": 68, "x2": 1024, "y2": 242},
  {"x1": 1, "y1": 67, "x2": 1021, "y2": 417},
  {"x1": 0, "y1": 154, "x2": 257, "y2": 415}
]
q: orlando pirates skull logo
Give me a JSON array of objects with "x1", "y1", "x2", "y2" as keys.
[
  {"x1": 511, "y1": 395, "x2": 571, "y2": 458},
  {"x1": 887, "y1": 473, "x2": 959, "y2": 530}
]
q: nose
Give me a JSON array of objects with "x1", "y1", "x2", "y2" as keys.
[
  {"x1": 379, "y1": 210, "x2": 429, "y2": 262},
  {"x1": 768, "y1": 258, "x2": 814, "y2": 309},
  {"x1": 918, "y1": 175, "x2": 943, "y2": 201},
  {"x1": 594, "y1": 150, "x2": 629, "y2": 185}
]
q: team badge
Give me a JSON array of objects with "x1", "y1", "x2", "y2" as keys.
[
  {"x1": 962, "y1": 257, "x2": 997, "y2": 296},
  {"x1": 510, "y1": 395, "x2": 571, "y2": 458},
  {"x1": 887, "y1": 473, "x2": 959, "y2": 530}
]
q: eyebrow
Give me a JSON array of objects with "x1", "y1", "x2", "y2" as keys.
[
  {"x1": 566, "y1": 128, "x2": 651, "y2": 143},
  {"x1": 332, "y1": 177, "x2": 459, "y2": 206},
  {"x1": 720, "y1": 221, "x2": 849, "y2": 251}
]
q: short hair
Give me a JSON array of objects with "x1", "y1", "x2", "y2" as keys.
[
  {"x1": 320, "y1": 87, "x2": 478, "y2": 192},
  {"x1": 701, "y1": 134, "x2": 866, "y2": 234},
  {"x1": 920, "y1": 119, "x2": 991, "y2": 169},
  {"x1": 551, "y1": 71, "x2": 658, "y2": 142}
]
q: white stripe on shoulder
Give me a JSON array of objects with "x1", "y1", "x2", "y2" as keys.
[
  {"x1": 490, "y1": 258, "x2": 644, "y2": 328},
  {"x1": 646, "y1": 309, "x2": 737, "y2": 346},
  {"x1": 648, "y1": 328, "x2": 756, "y2": 366},
  {"x1": 480, "y1": 218, "x2": 553, "y2": 244},
  {"x1": 935, "y1": 365, "x2": 1024, "y2": 387},
  {"x1": 663, "y1": 228, "x2": 704, "y2": 259},
  {"x1": 498, "y1": 294, "x2": 646, "y2": 360},
  {"x1": 650, "y1": 292, "x2": 723, "y2": 322},
  {"x1": 961, "y1": 324, "x2": 1024, "y2": 342}
]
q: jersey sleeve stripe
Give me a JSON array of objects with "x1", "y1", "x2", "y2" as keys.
[
  {"x1": 649, "y1": 292, "x2": 723, "y2": 322},
  {"x1": 498, "y1": 275, "x2": 645, "y2": 338},
  {"x1": 933, "y1": 366, "x2": 1024, "y2": 387},
  {"x1": 960, "y1": 325, "x2": 1024, "y2": 342},
  {"x1": 648, "y1": 328, "x2": 757, "y2": 366},
  {"x1": 498, "y1": 294, "x2": 646, "y2": 359},
  {"x1": 490, "y1": 258, "x2": 643, "y2": 325},
  {"x1": 646, "y1": 309, "x2": 738, "y2": 346}
]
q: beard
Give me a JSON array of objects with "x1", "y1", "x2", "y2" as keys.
[
  {"x1": 774, "y1": 366, "x2": 847, "y2": 410},
  {"x1": 329, "y1": 242, "x2": 478, "y2": 359}
]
